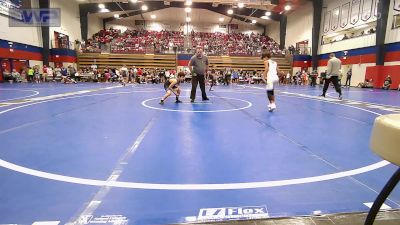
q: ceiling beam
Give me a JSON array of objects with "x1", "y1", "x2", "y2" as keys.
[{"x1": 83, "y1": 1, "x2": 281, "y2": 22}]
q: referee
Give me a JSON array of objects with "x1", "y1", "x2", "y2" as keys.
[
  {"x1": 188, "y1": 47, "x2": 209, "y2": 103},
  {"x1": 321, "y1": 53, "x2": 343, "y2": 100}
]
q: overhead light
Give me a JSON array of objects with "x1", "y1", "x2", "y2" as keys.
[
  {"x1": 186, "y1": 17, "x2": 191, "y2": 22},
  {"x1": 185, "y1": 0, "x2": 192, "y2": 6},
  {"x1": 185, "y1": 7, "x2": 192, "y2": 13},
  {"x1": 99, "y1": 8, "x2": 110, "y2": 13},
  {"x1": 227, "y1": 9, "x2": 233, "y2": 14},
  {"x1": 261, "y1": 16, "x2": 270, "y2": 20},
  {"x1": 284, "y1": 5, "x2": 291, "y2": 11},
  {"x1": 334, "y1": 10, "x2": 339, "y2": 15},
  {"x1": 265, "y1": 11, "x2": 271, "y2": 16},
  {"x1": 141, "y1": 5, "x2": 148, "y2": 11},
  {"x1": 251, "y1": 19, "x2": 257, "y2": 24},
  {"x1": 130, "y1": 0, "x2": 138, "y2": 3},
  {"x1": 151, "y1": 14, "x2": 156, "y2": 19},
  {"x1": 114, "y1": 14, "x2": 120, "y2": 19},
  {"x1": 238, "y1": 2, "x2": 244, "y2": 8},
  {"x1": 219, "y1": 17, "x2": 224, "y2": 22},
  {"x1": 98, "y1": 3, "x2": 105, "y2": 9}
]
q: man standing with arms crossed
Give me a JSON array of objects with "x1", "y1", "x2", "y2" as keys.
[
  {"x1": 188, "y1": 47, "x2": 209, "y2": 103},
  {"x1": 321, "y1": 53, "x2": 343, "y2": 100}
]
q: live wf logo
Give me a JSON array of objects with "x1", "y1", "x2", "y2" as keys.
[{"x1": 9, "y1": 8, "x2": 61, "y2": 27}]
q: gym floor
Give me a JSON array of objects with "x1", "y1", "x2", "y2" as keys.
[{"x1": 0, "y1": 83, "x2": 400, "y2": 225}]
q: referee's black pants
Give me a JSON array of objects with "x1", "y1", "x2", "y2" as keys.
[
  {"x1": 191, "y1": 75, "x2": 208, "y2": 100},
  {"x1": 322, "y1": 76, "x2": 342, "y2": 96}
]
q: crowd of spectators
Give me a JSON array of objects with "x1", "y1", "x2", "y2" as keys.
[
  {"x1": 3, "y1": 65, "x2": 79, "y2": 84},
  {"x1": 190, "y1": 31, "x2": 283, "y2": 56},
  {"x1": 4, "y1": 64, "x2": 400, "y2": 91},
  {"x1": 322, "y1": 27, "x2": 377, "y2": 45},
  {"x1": 82, "y1": 28, "x2": 285, "y2": 56}
]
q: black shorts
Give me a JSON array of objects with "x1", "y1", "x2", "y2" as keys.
[{"x1": 164, "y1": 81, "x2": 178, "y2": 91}]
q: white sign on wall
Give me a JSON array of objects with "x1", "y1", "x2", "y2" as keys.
[
  {"x1": 394, "y1": 0, "x2": 400, "y2": 15},
  {"x1": 350, "y1": 0, "x2": 361, "y2": 25},
  {"x1": 341, "y1": 2, "x2": 351, "y2": 28},
  {"x1": 331, "y1": 7, "x2": 340, "y2": 30},
  {"x1": 361, "y1": 0, "x2": 374, "y2": 21},
  {"x1": 323, "y1": 9, "x2": 331, "y2": 33}
]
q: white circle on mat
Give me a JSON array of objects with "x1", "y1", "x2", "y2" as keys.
[{"x1": 141, "y1": 96, "x2": 253, "y2": 113}]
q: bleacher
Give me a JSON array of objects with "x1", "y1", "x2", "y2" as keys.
[
  {"x1": 78, "y1": 53, "x2": 292, "y2": 73},
  {"x1": 208, "y1": 55, "x2": 292, "y2": 74},
  {"x1": 78, "y1": 53, "x2": 177, "y2": 70}
]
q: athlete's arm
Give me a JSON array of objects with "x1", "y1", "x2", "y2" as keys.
[
  {"x1": 262, "y1": 60, "x2": 269, "y2": 84},
  {"x1": 188, "y1": 59, "x2": 193, "y2": 73}
]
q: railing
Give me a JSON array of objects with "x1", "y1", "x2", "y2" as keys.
[{"x1": 81, "y1": 42, "x2": 288, "y2": 57}]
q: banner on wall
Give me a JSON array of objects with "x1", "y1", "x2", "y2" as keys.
[
  {"x1": 0, "y1": 0, "x2": 22, "y2": 19},
  {"x1": 350, "y1": 0, "x2": 361, "y2": 24},
  {"x1": 341, "y1": 2, "x2": 350, "y2": 28},
  {"x1": 374, "y1": 0, "x2": 379, "y2": 17},
  {"x1": 394, "y1": 0, "x2": 400, "y2": 15},
  {"x1": 331, "y1": 7, "x2": 340, "y2": 30},
  {"x1": 361, "y1": 0, "x2": 374, "y2": 21},
  {"x1": 323, "y1": 9, "x2": 331, "y2": 33}
]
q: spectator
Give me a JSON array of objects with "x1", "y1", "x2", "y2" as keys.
[
  {"x1": 310, "y1": 70, "x2": 318, "y2": 87},
  {"x1": 34, "y1": 66, "x2": 40, "y2": 83},
  {"x1": 382, "y1": 75, "x2": 392, "y2": 90},
  {"x1": 12, "y1": 69, "x2": 22, "y2": 82},
  {"x1": 47, "y1": 66, "x2": 54, "y2": 82},
  {"x1": 345, "y1": 69, "x2": 352, "y2": 87},
  {"x1": 20, "y1": 68, "x2": 27, "y2": 81},
  {"x1": 286, "y1": 72, "x2": 291, "y2": 84},
  {"x1": 42, "y1": 65, "x2": 48, "y2": 82},
  {"x1": 3, "y1": 69, "x2": 11, "y2": 82},
  {"x1": 358, "y1": 78, "x2": 374, "y2": 88},
  {"x1": 368, "y1": 28, "x2": 376, "y2": 34}
]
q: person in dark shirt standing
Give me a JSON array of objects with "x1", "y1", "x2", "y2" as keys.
[
  {"x1": 345, "y1": 69, "x2": 352, "y2": 87},
  {"x1": 310, "y1": 70, "x2": 318, "y2": 87},
  {"x1": 188, "y1": 47, "x2": 209, "y2": 103}
]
